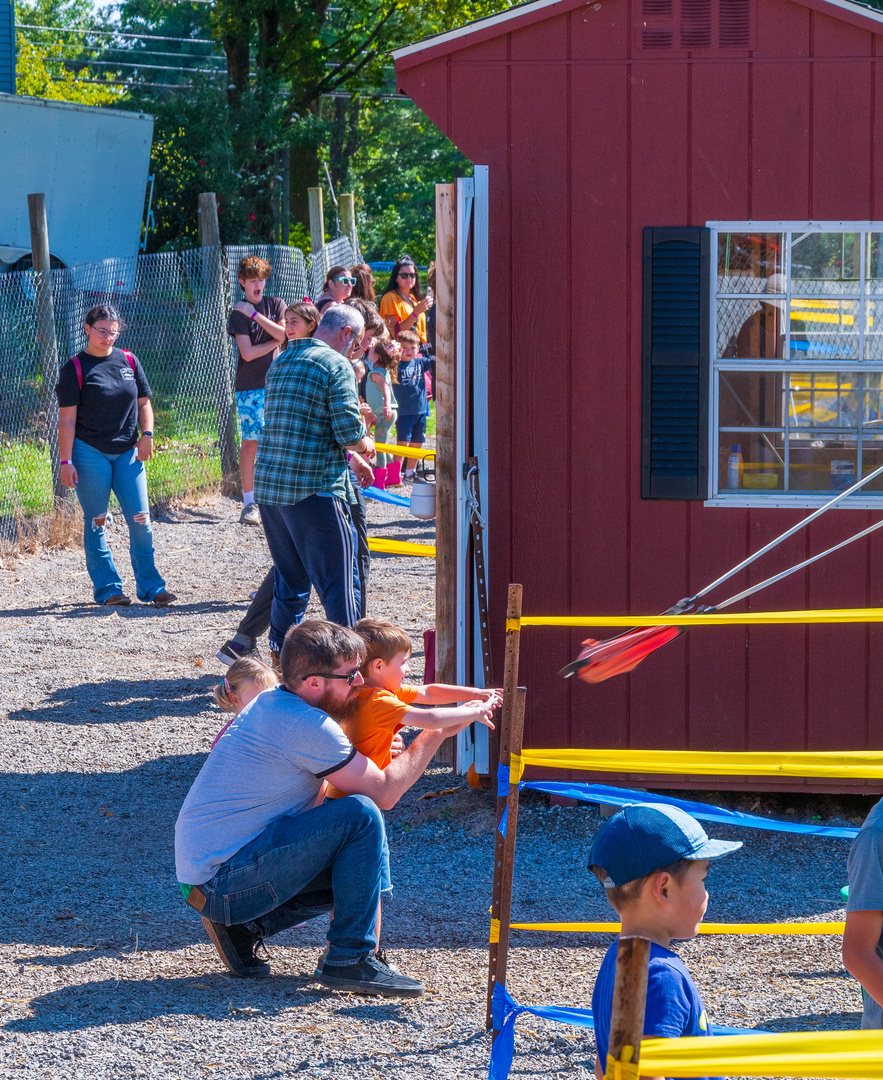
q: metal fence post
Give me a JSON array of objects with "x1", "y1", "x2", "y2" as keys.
[
  {"x1": 27, "y1": 193, "x2": 66, "y2": 504},
  {"x1": 198, "y1": 192, "x2": 238, "y2": 483}
]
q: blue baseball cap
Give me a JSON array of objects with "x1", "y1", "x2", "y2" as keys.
[{"x1": 588, "y1": 803, "x2": 742, "y2": 887}]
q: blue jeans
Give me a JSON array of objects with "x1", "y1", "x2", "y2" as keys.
[
  {"x1": 72, "y1": 438, "x2": 166, "y2": 603},
  {"x1": 198, "y1": 794, "x2": 383, "y2": 966},
  {"x1": 259, "y1": 495, "x2": 360, "y2": 651}
]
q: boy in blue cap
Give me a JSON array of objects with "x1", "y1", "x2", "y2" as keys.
[{"x1": 588, "y1": 803, "x2": 742, "y2": 1079}]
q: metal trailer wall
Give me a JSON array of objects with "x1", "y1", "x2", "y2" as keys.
[
  {"x1": 0, "y1": 94, "x2": 154, "y2": 267},
  {"x1": 395, "y1": 0, "x2": 883, "y2": 792}
]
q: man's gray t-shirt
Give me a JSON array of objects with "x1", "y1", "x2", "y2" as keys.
[
  {"x1": 847, "y1": 797, "x2": 883, "y2": 1028},
  {"x1": 175, "y1": 685, "x2": 356, "y2": 885}
]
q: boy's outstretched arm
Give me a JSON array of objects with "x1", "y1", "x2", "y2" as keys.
[
  {"x1": 843, "y1": 909, "x2": 883, "y2": 1005},
  {"x1": 401, "y1": 698, "x2": 499, "y2": 733},
  {"x1": 414, "y1": 683, "x2": 503, "y2": 706}
]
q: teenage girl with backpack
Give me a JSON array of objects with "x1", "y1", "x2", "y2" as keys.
[{"x1": 55, "y1": 303, "x2": 175, "y2": 607}]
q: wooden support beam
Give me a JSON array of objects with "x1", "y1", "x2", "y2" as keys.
[
  {"x1": 27, "y1": 192, "x2": 65, "y2": 503},
  {"x1": 339, "y1": 193, "x2": 357, "y2": 254},
  {"x1": 197, "y1": 192, "x2": 238, "y2": 481},
  {"x1": 605, "y1": 937, "x2": 651, "y2": 1080},
  {"x1": 308, "y1": 186, "x2": 325, "y2": 257},
  {"x1": 494, "y1": 583, "x2": 523, "y2": 790}
]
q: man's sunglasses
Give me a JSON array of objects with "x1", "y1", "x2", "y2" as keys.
[
  {"x1": 302, "y1": 669, "x2": 361, "y2": 684},
  {"x1": 333, "y1": 276, "x2": 356, "y2": 285}
]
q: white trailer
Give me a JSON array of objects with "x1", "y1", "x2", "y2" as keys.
[{"x1": 0, "y1": 92, "x2": 154, "y2": 272}]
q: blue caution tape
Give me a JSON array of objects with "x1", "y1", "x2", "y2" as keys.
[
  {"x1": 488, "y1": 982, "x2": 765, "y2": 1080},
  {"x1": 362, "y1": 485, "x2": 411, "y2": 508},
  {"x1": 494, "y1": 767, "x2": 858, "y2": 840}
]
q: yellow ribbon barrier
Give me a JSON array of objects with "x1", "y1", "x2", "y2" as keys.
[
  {"x1": 367, "y1": 538, "x2": 436, "y2": 557},
  {"x1": 374, "y1": 442, "x2": 436, "y2": 460},
  {"x1": 508, "y1": 921, "x2": 844, "y2": 935},
  {"x1": 489, "y1": 918, "x2": 501, "y2": 944},
  {"x1": 515, "y1": 747, "x2": 883, "y2": 779},
  {"x1": 638, "y1": 1028, "x2": 883, "y2": 1078},
  {"x1": 512, "y1": 607, "x2": 883, "y2": 627},
  {"x1": 605, "y1": 1051, "x2": 638, "y2": 1080}
]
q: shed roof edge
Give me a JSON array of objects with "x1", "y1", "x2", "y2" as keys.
[{"x1": 392, "y1": 0, "x2": 883, "y2": 68}]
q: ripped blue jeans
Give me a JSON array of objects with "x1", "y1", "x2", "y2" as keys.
[{"x1": 72, "y1": 438, "x2": 166, "y2": 603}]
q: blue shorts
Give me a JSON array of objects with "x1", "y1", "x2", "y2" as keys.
[
  {"x1": 396, "y1": 413, "x2": 426, "y2": 445},
  {"x1": 236, "y1": 388, "x2": 265, "y2": 441}
]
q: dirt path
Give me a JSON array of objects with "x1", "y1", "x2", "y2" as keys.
[{"x1": 0, "y1": 491, "x2": 867, "y2": 1079}]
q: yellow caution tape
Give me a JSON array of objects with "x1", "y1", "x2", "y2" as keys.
[
  {"x1": 505, "y1": 618, "x2": 521, "y2": 631},
  {"x1": 508, "y1": 921, "x2": 844, "y2": 935},
  {"x1": 509, "y1": 753, "x2": 525, "y2": 786},
  {"x1": 374, "y1": 442, "x2": 436, "y2": 460},
  {"x1": 518, "y1": 747, "x2": 883, "y2": 779},
  {"x1": 639, "y1": 1027, "x2": 883, "y2": 1077},
  {"x1": 605, "y1": 1051, "x2": 638, "y2": 1080},
  {"x1": 518, "y1": 607, "x2": 883, "y2": 626},
  {"x1": 489, "y1": 918, "x2": 500, "y2": 944},
  {"x1": 367, "y1": 538, "x2": 436, "y2": 557}
]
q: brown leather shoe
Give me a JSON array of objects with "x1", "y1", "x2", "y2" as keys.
[
  {"x1": 151, "y1": 591, "x2": 177, "y2": 607},
  {"x1": 103, "y1": 594, "x2": 132, "y2": 606}
]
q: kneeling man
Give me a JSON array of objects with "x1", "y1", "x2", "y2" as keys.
[{"x1": 175, "y1": 620, "x2": 469, "y2": 997}]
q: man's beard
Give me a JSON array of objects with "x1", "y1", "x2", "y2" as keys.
[{"x1": 318, "y1": 687, "x2": 361, "y2": 723}]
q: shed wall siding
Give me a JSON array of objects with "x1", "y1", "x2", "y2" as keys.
[{"x1": 398, "y1": 0, "x2": 883, "y2": 786}]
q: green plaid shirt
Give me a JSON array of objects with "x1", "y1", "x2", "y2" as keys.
[{"x1": 254, "y1": 338, "x2": 366, "y2": 506}]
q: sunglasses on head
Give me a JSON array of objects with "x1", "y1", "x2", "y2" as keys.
[{"x1": 333, "y1": 276, "x2": 356, "y2": 285}]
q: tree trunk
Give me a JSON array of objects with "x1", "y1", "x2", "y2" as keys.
[
  {"x1": 223, "y1": 32, "x2": 250, "y2": 107},
  {"x1": 329, "y1": 95, "x2": 361, "y2": 194},
  {"x1": 289, "y1": 101, "x2": 321, "y2": 230}
]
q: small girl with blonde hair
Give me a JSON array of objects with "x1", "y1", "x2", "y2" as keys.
[{"x1": 211, "y1": 656, "x2": 278, "y2": 749}]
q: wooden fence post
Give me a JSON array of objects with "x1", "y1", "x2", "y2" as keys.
[
  {"x1": 27, "y1": 193, "x2": 66, "y2": 504},
  {"x1": 487, "y1": 682, "x2": 527, "y2": 1032},
  {"x1": 340, "y1": 193, "x2": 357, "y2": 255},
  {"x1": 605, "y1": 936, "x2": 651, "y2": 1080},
  {"x1": 197, "y1": 192, "x2": 238, "y2": 482},
  {"x1": 308, "y1": 186, "x2": 325, "y2": 257},
  {"x1": 495, "y1": 583, "x2": 523, "y2": 788}
]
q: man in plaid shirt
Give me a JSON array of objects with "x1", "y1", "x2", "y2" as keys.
[{"x1": 255, "y1": 305, "x2": 375, "y2": 656}]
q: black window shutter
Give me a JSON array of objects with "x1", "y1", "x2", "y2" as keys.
[{"x1": 641, "y1": 227, "x2": 711, "y2": 500}]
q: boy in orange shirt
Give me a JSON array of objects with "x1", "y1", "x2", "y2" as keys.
[{"x1": 342, "y1": 617, "x2": 501, "y2": 771}]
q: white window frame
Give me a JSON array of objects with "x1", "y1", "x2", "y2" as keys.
[{"x1": 706, "y1": 220, "x2": 883, "y2": 508}]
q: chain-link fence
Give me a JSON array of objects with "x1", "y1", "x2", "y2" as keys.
[{"x1": 0, "y1": 237, "x2": 359, "y2": 540}]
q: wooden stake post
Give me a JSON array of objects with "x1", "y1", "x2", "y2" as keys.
[
  {"x1": 486, "y1": 684, "x2": 526, "y2": 1033},
  {"x1": 605, "y1": 936, "x2": 651, "y2": 1080},
  {"x1": 486, "y1": 582, "x2": 525, "y2": 1031}
]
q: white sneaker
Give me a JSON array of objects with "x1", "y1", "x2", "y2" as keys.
[{"x1": 240, "y1": 503, "x2": 261, "y2": 525}]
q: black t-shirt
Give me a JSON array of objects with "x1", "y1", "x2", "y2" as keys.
[
  {"x1": 55, "y1": 348, "x2": 152, "y2": 455},
  {"x1": 227, "y1": 296, "x2": 287, "y2": 392}
]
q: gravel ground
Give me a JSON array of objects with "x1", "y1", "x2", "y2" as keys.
[{"x1": 0, "y1": 487, "x2": 875, "y2": 1079}]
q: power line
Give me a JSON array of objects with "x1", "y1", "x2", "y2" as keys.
[
  {"x1": 43, "y1": 56, "x2": 223, "y2": 74},
  {"x1": 19, "y1": 23, "x2": 216, "y2": 44}
]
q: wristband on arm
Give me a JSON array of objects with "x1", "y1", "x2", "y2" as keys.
[
  {"x1": 141, "y1": 431, "x2": 153, "y2": 438},
  {"x1": 60, "y1": 459, "x2": 72, "y2": 466},
  {"x1": 250, "y1": 310, "x2": 259, "y2": 321}
]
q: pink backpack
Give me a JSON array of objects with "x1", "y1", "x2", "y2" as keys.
[{"x1": 72, "y1": 350, "x2": 135, "y2": 389}]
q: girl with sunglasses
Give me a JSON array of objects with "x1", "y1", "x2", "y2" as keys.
[
  {"x1": 379, "y1": 258, "x2": 432, "y2": 343},
  {"x1": 316, "y1": 266, "x2": 355, "y2": 313}
]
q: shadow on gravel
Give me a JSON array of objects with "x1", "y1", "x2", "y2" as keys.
[
  {"x1": 6, "y1": 675, "x2": 218, "y2": 724},
  {"x1": 2, "y1": 600, "x2": 238, "y2": 620},
  {"x1": 759, "y1": 1010, "x2": 862, "y2": 1031}
]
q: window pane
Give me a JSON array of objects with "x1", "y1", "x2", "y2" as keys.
[
  {"x1": 719, "y1": 371, "x2": 783, "y2": 427},
  {"x1": 791, "y1": 231, "x2": 859, "y2": 295},
  {"x1": 788, "y1": 300, "x2": 859, "y2": 361},
  {"x1": 789, "y1": 371, "x2": 860, "y2": 433},
  {"x1": 717, "y1": 232, "x2": 785, "y2": 294},
  {"x1": 861, "y1": 435, "x2": 883, "y2": 491},
  {"x1": 718, "y1": 298, "x2": 785, "y2": 359},
  {"x1": 718, "y1": 434, "x2": 784, "y2": 492},
  {"x1": 788, "y1": 445, "x2": 857, "y2": 493},
  {"x1": 865, "y1": 301, "x2": 883, "y2": 360},
  {"x1": 866, "y1": 234, "x2": 883, "y2": 294},
  {"x1": 864, "y1": 378, "x2": 883, "y2": 429}
]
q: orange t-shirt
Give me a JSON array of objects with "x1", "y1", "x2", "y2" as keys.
[
  {"x1": 326, "y1": 684, "x2": 420, "y2": 799},
  {"x1": 379, "y1": 291, "x2": 428, "y2": 343}
]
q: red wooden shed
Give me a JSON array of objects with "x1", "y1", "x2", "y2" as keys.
[{"x1": 393, "y1": 0, "x2": 883, "y2": 792}]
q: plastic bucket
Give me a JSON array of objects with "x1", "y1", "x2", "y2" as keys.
[{"x1": 410, "y1": 480, "x2": 436, "y2": 519}]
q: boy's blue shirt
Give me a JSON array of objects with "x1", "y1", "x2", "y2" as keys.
[{"x1": 592, "y1": 938, "x2": 719, "y2": 1080}]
